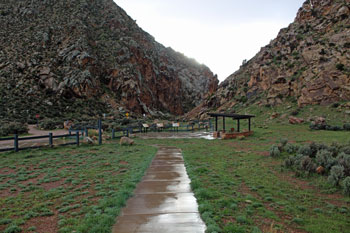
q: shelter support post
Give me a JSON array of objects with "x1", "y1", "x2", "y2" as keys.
[{"x1": 223, "y1": 117, "x2": 226, "y2": 132}]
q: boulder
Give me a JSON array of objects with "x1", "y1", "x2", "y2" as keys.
[
  {"x1": 316, "y1": 166, "x2": 325, "y2": 174},
  {"x1": 314, "y1": 117, "x2": 326, "y2": 125},
  {"x1": 120, "y1": 137, "x2": 134, "y2": 146},
  {"x1": 271, "y1": 112, "x2": 280, "y2": 119},
  {"x1": 85, "y1": 137, "x2": 94, "y2": 144},
  {"x1": 337, "y1": 6, "x2": 350, "y2": 18},
  {"x1": 63, "y1": 120, "x2": 73, "y2": 130},
  {"x1": 289, "y1": 117, "x2": 304, "y2": 124}
]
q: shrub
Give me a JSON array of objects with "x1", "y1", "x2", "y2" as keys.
[
  {"x1": 0, "y1": 122, "x2": 28, "y2": 136},
  {"x1": 280, "y1": 138, "x2": 288, "y2": 147},
  {"x1": 342, "y1": 177, "x2": 350, "y2": 196},
  {"x1": 343, "y1": 124, "x2": 350, "y2": 131},
  {"x1": 331, "y1": 126, "x2": 342, "y2": 131},
  {"x1": 336, "y1": 63, "x2": 345, "y2": 71},
  {"x1": 332, "y1": 102, "x2": 340, "y2": 108},
  {"x1": 341, "y1": 146, "x2": 350, "y2": 155},
  {"x1": 284, "y1": 154, "x2": 304, "y2": 168},
  {"x1": 269, "y1": 145, "x2": 281, "y2": 157},
  {"x1": 284, "y1": 156, "x2": 294, "y2": 168},
  {"x1": 39, "y1": 119, "x2": 62, "y2": 130},
  {"x1": 337, "y1": 153, "x2": 350, "y2": 176},
  {"x1": 300, "y1": 156, "x2": 316, "y2": 173},
  {"x1": 329, "y1": 142, "x2": 341, "y2": 157},
  {"x1": 316, "y1": 150, "x2": 337, "y2": 172},
  {"x1": 298, "y1": 145, "x2": 312, "y2": 157},
  {"x1": 328, "y1": 166, "x2": 344, "y2": 186},
  {"x1": 291, "y1": 110, "x2": 299, "y2": 116},
  {"x1": 285, "y1": 143, "x2": 299, "y2": 154}
]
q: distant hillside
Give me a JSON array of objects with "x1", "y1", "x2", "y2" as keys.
[
  {"x1": 187, "y1": 0, "x2": 350, "y2": 119},
  {"x1": 0, "y1": 0, "x2": 218, "y2": 123}
]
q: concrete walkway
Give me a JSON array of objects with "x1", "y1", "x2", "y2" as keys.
[{"x1": 112, "y1": 147, "x2": 206, "y2": 233}]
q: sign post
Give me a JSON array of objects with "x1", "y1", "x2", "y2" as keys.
[{"x1": 35, "y1": 114, "x2": 40, "y2": 128}]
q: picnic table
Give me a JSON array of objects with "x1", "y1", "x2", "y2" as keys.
[{"x1": 156, "y1": 123, "x2": 164, "y2": 131}]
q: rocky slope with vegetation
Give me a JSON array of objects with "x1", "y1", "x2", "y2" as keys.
[
  {"x1": 0, "y1": 0, "x2": 218, "y2": 124},
  {"x1": 188, "y1": 0, "x2": 350, "y2": 119}
]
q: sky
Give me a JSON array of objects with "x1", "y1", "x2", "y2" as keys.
[{"x1": 115, "y1": 0, "x2": 306, "y2": 82}]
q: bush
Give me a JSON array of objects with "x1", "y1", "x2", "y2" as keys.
[
  {"x1": 269, "y1": 145, "x2": 281, "y2": 157},
  {"x1": 280, "y1": 138, "x2": 288, "y2": 147},
  {"x1": 0, "y1": 122, "x2": 28, "y2": 136},
  {"x1": 310, "y1": 123, "x2": 344, "y2": 131},
  {"x1": 328, "y1": 166, "x2": 344, "y2": 186},
  {"x1": 291, "y1": 110, "x2": 299, "y2": 116},
  {"x1": 341, "y1": 146, "x2": 350, "y2": 155},
  {"x1": 285, "y1": 143, "x2": 299, "y2": 154},
  {"x1": 329, "y1": 142, "x2": 341, "y2": 157},
  {"x1": 316, "y1": 150, "x2": 337, "y2": 172},
  {"x1": 39, "y1": 119, "x2": 62, "y2": 130},
  {"x1": 344, "y1": 124, "x2": 350, "y2": 131},
  {"x1": 300, "y1": 156, "x2": 316, "y2": 173},
  {"x1": 337, "y1": 153, "x2": 350, "y2": 176},
  {"x1": 336, "y1": 63, "x2": 345, "y2": 71},
  {"x1": 284, "y1": 154, "x2": 304, "y2": 168},
  {"x1": 342, "y1": 177, "x2": 350, "y2": 196},
  {"x1": 298, "y1": 145, "x2": 312, "y2": 157}
]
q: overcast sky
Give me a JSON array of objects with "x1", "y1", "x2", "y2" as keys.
[{"x1": 115, "y1": 0, "x2": 305, "y2": 81}]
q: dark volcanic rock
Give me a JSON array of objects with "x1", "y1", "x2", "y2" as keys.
[{"x1": 0, "y1": 0, "x2": 218, "y2": 122}]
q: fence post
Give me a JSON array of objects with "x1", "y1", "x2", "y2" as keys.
[
  {"x1": 14, "y1": 134, "x2": 19, "y2": 152},
  {"x1": 98, "y1": 119, "x2": 102, "y2": 145},
  {"x1": 126, "y1": 128, "x2": 129, "y2": 137},
  {"x1": 85, "y1": 127, "x2": 88, "y2": 137},
  {"x1": 76, "y1": 132, "x2": 80, "y2": 146},
  {"x1": 49, "y1": 133, "x2": 53, "y2": 147},
  {"x1": 112, "y1": 129, "x2": 115, "y2": 139}
]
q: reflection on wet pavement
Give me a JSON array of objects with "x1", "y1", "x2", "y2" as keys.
[
  {"x1": 138, "y1": 131, "x2": 215, "y2": 140},
  {"x1": 112, "y1": 147, "x2": 206, "y2": 233}
]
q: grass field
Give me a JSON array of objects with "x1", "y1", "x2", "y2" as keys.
[
  {"x1": 1, "y1": 111, "x2": 350, "y2": 232},
  {"x1": 141, "y1": 123, "x2": 350, "y2": 233},
  {"x1": 0, "y1": 143, "x2": 156, "y2": 233}
]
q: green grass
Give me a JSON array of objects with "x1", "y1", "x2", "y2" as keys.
[
  {"x1": 140, "y1": 122, "x2": 350, "y2": 233},
  {"x1": 1, "y1": 108, "x2": 350, "y2": 232},
  {"x1": 0, "y1": 143, "x2": 156, "y2": 232}
]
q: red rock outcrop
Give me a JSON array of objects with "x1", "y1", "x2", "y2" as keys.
[
  {"x1": 188, "y1": 0, "x2": 350, "y2": 119},
  {"x1": 0, "y1": 0, "x2": 218, "y2": 121}
]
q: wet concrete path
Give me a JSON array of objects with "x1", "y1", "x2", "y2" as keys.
[{"x1": 112, "y1": 147, "x2": 206, "y2": 233}]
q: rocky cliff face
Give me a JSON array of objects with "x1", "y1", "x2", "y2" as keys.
[
  {"x1": 189, "y1": 0, "x2": 350, "y2": 119},
  {"x1": 0, "y1": 0, "x2": 218, "y2": 122}
]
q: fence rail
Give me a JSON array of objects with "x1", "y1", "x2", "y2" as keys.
[
  {"x1": 0, "y1": 119, "x2": 213, "y2": 153},
  {"x1": 0, "y1": 133, "x2": 79, "y2": 153}
]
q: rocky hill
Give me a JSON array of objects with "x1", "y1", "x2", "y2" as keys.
[
  {"x1": 188, "y1": 0, "x2": 350, "y2": 119},
  {"x1": 0, "y1": 0, "x2": 218, "y2": 123}
]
